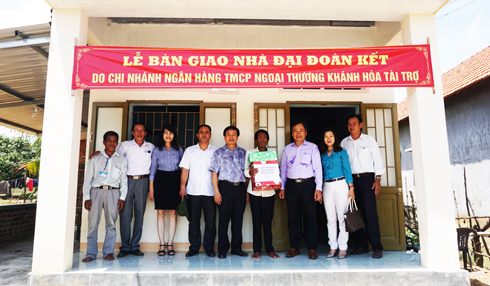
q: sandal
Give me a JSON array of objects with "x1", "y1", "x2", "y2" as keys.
[
  {"x1": 167, "y1": 244, "x2": 175, "y2": 256},
  {"x1": 267, "y1": 252, "x2": 280, "y2": 259},
  {"x1": 158, "y1": 244, "x2": 166, "y2": 256}
]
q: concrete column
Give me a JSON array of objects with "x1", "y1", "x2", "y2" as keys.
[
  {"x1": 401, "y1": 14, "x2": 459, "y2": 270},
  {"x1": 31, "y1": 9, "x2": 88, "y2": 274}
]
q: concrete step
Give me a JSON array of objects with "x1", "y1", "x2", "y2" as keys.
[{"x1": 28, "y1": 251, "x2": 470, "y2": 286}]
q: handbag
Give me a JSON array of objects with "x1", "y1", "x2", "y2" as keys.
[
  {"x1": 177, "y1": 196, "x2": 190, "y2": 222},
  {"x1": 344, "y1": 198, "x2": 365, "y2": 232}
]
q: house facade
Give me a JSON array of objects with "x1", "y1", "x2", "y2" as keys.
[{"x1": 28, "y1": 0, "x2": 465, "y2": 284}]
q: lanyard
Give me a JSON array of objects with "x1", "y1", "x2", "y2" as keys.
[{"x1": 104, "y1": 157, "x2": 110, "y2": 171}]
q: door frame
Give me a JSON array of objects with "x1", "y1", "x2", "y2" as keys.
[
  {"x1": 253, "y1": 103, "x2": 291, "y2": 251},
  {"x1": 200, "y1": 102, "x2": 237, "y2": 126},
  {"x1": 361, "y1": 103, "x2": 405, "y2": 250},
  {"x1": 89, "y1": 102, "x2": 128, "y2": 154},
  {"x1": 253, "y1": 103, "x2": 291, "y2": 145}
]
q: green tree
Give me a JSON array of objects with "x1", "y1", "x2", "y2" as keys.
[{"x1": 0, "y1": 135, "x2": 40, "y2": 182}]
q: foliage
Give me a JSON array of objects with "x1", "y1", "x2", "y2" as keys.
[
  {"x1": 406, "y1": 228, "x2": 420, "y2": 245},
  {"x1": 0, "y1": 135, "x2": 41, "y2": 181}
]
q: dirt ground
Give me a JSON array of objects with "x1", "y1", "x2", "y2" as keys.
[
  {"x1": 0, "y1": 238, "x2": 33, "y2": 286},
  {"x1": 466, "y1": 263, "x2": 490, "y2": 286}
]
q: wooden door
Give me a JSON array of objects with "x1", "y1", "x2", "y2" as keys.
[
  {"x1": 361, "y1": 104, "x2": 405, "y2": 250},
  {"x1": 200, "y1": 103, "x2": 236, "y2": 148},
  {"x1": 89, "y1": 102, "x2": 128, "y2": 153},
  {"x1": 254, "y1": 103, "x2": 290, "y2": 251}
]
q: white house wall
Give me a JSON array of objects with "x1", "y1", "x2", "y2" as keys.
[
  {"x1": 80, "y1": 87, "x2": 395, "y2": 249},
  {"x1": 87, "y1": 17, "x2": 110, "y2": 46},
  {"x1": 81, "y1": 20, "x2": 400, "y2": 249},
  {"x1": 87, "y1": 19, "x2": 404, "y2": 48},
  {"x1": 106, "y1": 24, "x2": 378, "y2": 48},
  {"x1": 46, "y1": 0, "x2": 448, "y2": 22}
]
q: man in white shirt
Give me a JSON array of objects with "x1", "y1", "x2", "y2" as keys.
[
  {"x1": 340, "y1": 114, "x2": 385, "y2": 259},
  {"x1": 116, "y1": 123, "x2": 155, "y2": 257},
  {"x1": 82, "y1": 131, "x2": 127, "y2": 262},
  {"x1": 244, "y1": 130, "x2": 281, "y2": 259},
  {"x1": 179, "y1": 124, "x2": 218, "y2": 257}
]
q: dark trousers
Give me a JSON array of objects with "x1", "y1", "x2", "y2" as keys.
[
  {"x1": 187, "y1": 195, "x2": 216, "y2": 252},
  {"x1": 119, "y1": 177, "x2": 148, "y2": 252},
  {"x1": 285, "y1": 179, "x2": 318, "y2": 250},
  {"x1": 352, "y1": 175, "x2": 383, "y2": 250},
  {"x1": 217, "y1": 182, "x2": 246, "y2": 254},
  {"x1": 249, "y1": 194, "x2": 275, "y2": 253}
]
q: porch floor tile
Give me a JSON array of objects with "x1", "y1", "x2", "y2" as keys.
[{"x1": 70, "y1": 250, "x2": 423, "y2": 272}]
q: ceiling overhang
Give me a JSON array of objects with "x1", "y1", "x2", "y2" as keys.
[{"x1": 45, "y1": 0, "x2": 448, "y2": 22}]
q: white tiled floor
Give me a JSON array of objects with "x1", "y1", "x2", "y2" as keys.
[{"x1": 70, "y1": 250, "x2": 423, "y2": 273}]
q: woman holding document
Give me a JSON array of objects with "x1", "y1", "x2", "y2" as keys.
[{"x1": 244, "y1": 129, "x2": 281, "y2": 259}]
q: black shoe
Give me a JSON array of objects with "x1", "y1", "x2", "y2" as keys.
[
  {"x1": 205, "y1": 250, "x2": 215, "y2": 257},
  {"x1": 117, "y1": 251, "x2": 128, "y2": 258},
  {"x1": 131, "y1": 249, "x2": 144, "y2": 256},
  {"x1": 218, "y1": 253, "x2": 227, "y2": 259},
  {"x1": 186, "y1": 250, "x2": 198, "y2": 257},
  {"x1": 372, "y1": 249, "x2": 383, "y2": 259},
  {"x1": 231, "y1": 251, "x2": 248, "y2": 257},
  {"x1": 350, "y1": 247, "x2": 369, "y2": 255}
]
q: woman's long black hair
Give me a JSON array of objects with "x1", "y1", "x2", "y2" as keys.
[
  {"x1": 318, "y1": 127, "x2": 343, "y2": 155},
  {"x1": 157, "y1": 124, "x2": 179, "y2": 151}
]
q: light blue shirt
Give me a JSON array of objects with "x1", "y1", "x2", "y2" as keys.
[
  {"x1": 82, "y1": 150, "x2": 128, "y2": 201},
  {"x1": 321, "y1": 149, "x2": 353, "y2": 184}
]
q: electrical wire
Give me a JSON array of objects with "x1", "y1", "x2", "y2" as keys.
[{"x1": 437, "y1": 0, "x2": 477, "y2": 20}]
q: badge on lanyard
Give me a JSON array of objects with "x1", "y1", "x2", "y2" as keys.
[{"x1": 99, "y1": 158, "x2": 109, "y2": 177}]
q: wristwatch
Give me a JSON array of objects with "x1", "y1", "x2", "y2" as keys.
[{"x1": 376, "y1": 175, "x2": 381, "y2": 180}]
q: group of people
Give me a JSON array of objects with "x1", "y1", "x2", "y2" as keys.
[{"x1": 81, "y1": 114, "x2": 385, "y2": 262}]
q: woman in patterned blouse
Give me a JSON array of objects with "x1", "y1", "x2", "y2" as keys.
[{"x1": 149, "y1": 124, "x2": 184, "y2": 256}]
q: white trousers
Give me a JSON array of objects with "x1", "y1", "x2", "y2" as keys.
[{"x1": 322, "y1": 180, "x2": 350, "y2": 250}]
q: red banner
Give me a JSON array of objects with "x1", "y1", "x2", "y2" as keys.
[{"x1": 72, "y1": 45, "x2": 434, "y2": 89}]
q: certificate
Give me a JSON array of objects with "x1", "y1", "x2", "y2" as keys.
[{"x1": 251, "y1": 161, "x2": 281, "y2": 190}]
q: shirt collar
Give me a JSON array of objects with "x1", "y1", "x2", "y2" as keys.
[
  {"x1": 254, "y1": 147, "x2": 268, "y2": 152},
  {"x1": 131, "y1": 139, "x2": 147, "y2": 146},
  {"x1": 292, "y1": 140, "x2": 308, "y2": 148},
  {"x1": 102, "y1": 150, "x2": 120, "y2": 158},
  {"x1": 348, "y1": 133, "x2": 365, "y2": 141},
  {"x1": 197, "y1": 143, "x2": 213, "y2": 151},
  {"x1": 224, "y1": 145, "x2": 240, "y2": 152}
]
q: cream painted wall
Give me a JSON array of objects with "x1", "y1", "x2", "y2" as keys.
[
  {"x1": 80, "y1": 87, "x2": 395, "y2": 248},
  {"x1": 47, "y1": 0, "x2": 448, "y2": 22},
  {"x1": 105, "y1": 23, "x2": 378, "y2": 48},
  {"x1": 87, "y1": 17, "x2": 109, "y2": 46},
  {"x1": 81, "y1": 15, "x2": 400, "y2": 250},
  {"x1": 87, "y1": 19, "x2": 404, "y2": 48}
]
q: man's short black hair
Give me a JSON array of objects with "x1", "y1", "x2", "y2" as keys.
[
  {"x1": 223, "y1": 125, "x2": 240, "y2": 137},
  {"x1": 346, "y1": 114, "x2": 363, "y2": 124},
  {"x1": 292, "y1": 121, "x2": 308, "y2": 131},
  {"x1": 132, "y1": 122, "x2": 146, "y2": 131},
  {"x1": 103, "y1": 131, "x2": 119, "y2": 142},
  {"x1": 197, "y1": 124, "x2": 212, "y2": 133},
  {"x1": 255, "y1": 129, "x2": 269, "y2": 140}
]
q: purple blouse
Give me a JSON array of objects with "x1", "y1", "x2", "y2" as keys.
[{"x1": 149, "y1": 146, "x2": 184, "y2": 180}]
